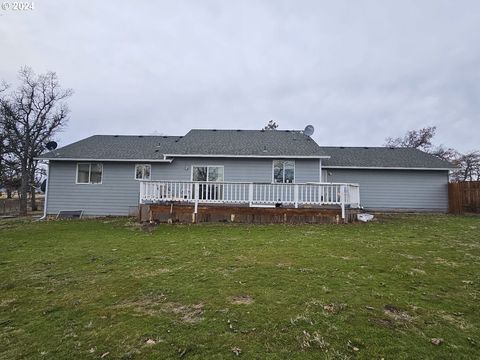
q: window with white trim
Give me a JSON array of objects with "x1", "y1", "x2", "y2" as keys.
[
  {"x1": 135, "y1": 164, "x2": 151, "y2": 180},
  {"x1": 192, "y1": 165, "x2": 224, "y2": 182},
  {"x1": 77, "y1": 163, "x2": 103, "y2": 184},
  {"x1": 273, "y1": 160, "x2": 295, "y2": 183}
]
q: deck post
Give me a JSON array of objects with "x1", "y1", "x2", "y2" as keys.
[
  {"x1": 194, "y1": 183, "x2": 199, "y2": 213},
  {"x1": 356, "y1": 185, "x2": 361, "y2": 208},
  {"x1": 294, "y1": 184, "x2": 299, "y2": 208},
  {"x1": 248, "y1": 183, "x2": 253, "y2": 207},
  {"x1": 193, "y1": 183, "x2": 199, "y2": 223},
  {"x1": 340, "y1": 185, "x2": 346, "y2": 220},
  {"x1": 139, "y1": 181, "x2": 145, "y2": 204}
]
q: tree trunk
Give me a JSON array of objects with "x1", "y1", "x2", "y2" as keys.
[
  {"x1": 19, "y1": 162, "x2": 28, "y2": 216},
  {"x1": 29, "y1": 166, "x2": 37, "y2": 212},
  {"x1": 6, "y1": 188, "x2": 12, "y2": 199},
  {"x1": 31, "y1": 186, "x2": 37, "y2": 212}
]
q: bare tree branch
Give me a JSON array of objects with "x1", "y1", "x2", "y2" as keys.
[
  {"x1": 384, "y1": 126, "x2": 480, "y2": 182},
  {"x1": 262, "y1": 120, "x2": 279, "y2": 130},
  {"x1": 384, "y1": 126, "x2": 437, "y2": 151},
  {"x1": 0, "y1": 67, "x2": 72, "y2": 215}
]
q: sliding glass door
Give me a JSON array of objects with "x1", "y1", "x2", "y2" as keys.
[{"x1": 192, "y1": 165, "x2": 224, "y2": 200}]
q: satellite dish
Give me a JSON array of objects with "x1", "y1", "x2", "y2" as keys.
[
  {"x1": 303, "y1": 125, "x2": 314, "y2": 136},
  {"x1": 40, "y1": 179, "x2": 47, "y2": 193},
  {"x1": 46, "y1": 141, "x2": 57, "y2": 150}
]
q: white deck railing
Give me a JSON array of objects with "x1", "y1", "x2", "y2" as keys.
[{"x1": 139, "y1": 180, "x2": 360, "y2": 219}]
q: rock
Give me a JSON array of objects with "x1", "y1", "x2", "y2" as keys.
[{"x1": 431, "y1": 338, "x2": 444, "y2": 346}]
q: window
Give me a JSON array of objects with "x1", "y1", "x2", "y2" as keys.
[
  {"x1": 135, "y1": 164, "x2": 151, "y2": 180},
  {"x1": 76, "y1": 163, "x2": 103, "y2": 184},
  {"x1": 192, "y1": 165, "x2": 224, "y2": 182},
  {"x1": 273, "y1": 160, "x2": 295, "y2": 183}
]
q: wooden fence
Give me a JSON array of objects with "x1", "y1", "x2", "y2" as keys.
[
  {"x1": 0, "y1": 198, "x2": 45, "y2": 216},
  {"x1": 448, "y1": 181, "x2": 480, "y2": 214}
]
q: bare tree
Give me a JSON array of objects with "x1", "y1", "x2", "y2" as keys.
[
  {"x1": 429, "y1": 144, "x2": 460, "y2": 162},
  {"x1": 0, "y1": 153, "x2": 21, "y2": 198},
  {"x1": 262, "y1": 120, "x2": 279, "y2": 130},
  {"x1": 451, "y1": 151, "x2": 480, "y2": 181},
  {"x1": 0, "y1": 82, "x2": 12, "y2": 196},
  {"x1": 384, "y1": 126, "x2": 437, "y2": 151},
  {"x1": 384, "y1": 126, "x2": 480, "y2": 182},
  {"x1": 0, "y1": 67, "x2": 72, "y2": 215}
]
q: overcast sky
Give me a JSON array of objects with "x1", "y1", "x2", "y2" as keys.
[{"x1": 1, "y1": 1, "x2": 479, "y2": 152}]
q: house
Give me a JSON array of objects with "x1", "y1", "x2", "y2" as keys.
[{"x1": 37, "y1": 129, "x2": 454, "y2": 220}]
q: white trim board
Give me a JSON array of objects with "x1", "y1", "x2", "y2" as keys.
[
  {"x1": 323, "y1": 166, "x2": 453, "y2": 171},
  {"x1": 164, "y1": 154, "x2": 330, "y2": 159},
  {"x1": 35, "y1": 158, "x2": 174, "y2": 163}
]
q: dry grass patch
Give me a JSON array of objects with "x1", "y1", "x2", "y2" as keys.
[
  {"x1": 131, "y1": 267, "x2": 171, "y2": 278},
  {"x1": 163, "y1": 302, "x2": 205, "y2": 324},
  {"x1": 439, "y1": 312, "x2": 471, "y2": 330},
  {"x1": 434, "y1": 257, "x2": 460, "y2": 267},
  {"x1": 384, "y1": 304, "x2": 414, "y2": 323},
  {"x1": 410, "y1": 268, "x2": 427, "y2": 275},
  {"x1": 229, "y1": 295, "x2": 254, "y2": 305},
  {"x1": 113, "y1": 293, "x2": 167, "y2": 316},
  {"x1": 299, "y1": 330, "x2": 329, "y2": 350},
  {"x1": 322, "y1": 302, "x2": 347, "y2": 315},
  {"x1": 112, "y1": 293, "x2": 204, "y2": 323}
]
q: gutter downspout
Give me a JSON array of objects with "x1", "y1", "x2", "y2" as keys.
[{"x1": 39, "y1": 161, "x2": 49, "y2": 220}]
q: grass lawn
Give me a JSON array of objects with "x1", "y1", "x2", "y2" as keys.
[{"x1": 1, "y1": 215, "x2": 479, "y2": 359}]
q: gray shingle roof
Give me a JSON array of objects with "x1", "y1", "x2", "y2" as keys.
[
  {"x1": 39, "y1": 135, "x2": 182, "y2": 160},
  {"x1": 320, "y1": 146, "x2": 455, "y2": 169},
  {"x1": 38, "y1": 129, "x2": 454, "y2": 169},
  {"x1": 39, "y1": 129, "x2": 328, "y2": 160},
  {"x1": 168, "y1": 129, "x2": 326, "y2": 157}
]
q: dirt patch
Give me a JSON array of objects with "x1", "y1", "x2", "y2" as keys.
[{"x1": 229, "y1": 295, "x2": 254, "y2": 305}]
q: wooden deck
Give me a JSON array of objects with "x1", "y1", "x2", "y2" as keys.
[
  {"x1": 139, "y1": 180, "x2": 361, "y2": 219},
  {"x1": 139, "y1": 203, "x2": 360, "y2": 224}
]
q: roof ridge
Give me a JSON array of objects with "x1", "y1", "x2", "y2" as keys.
[
  {"x1": 189, "y1": 129, "x2": 303, "y2": 132},
  {"x1": 87, "y1": 134, "x2": 182, "y2": 138}
]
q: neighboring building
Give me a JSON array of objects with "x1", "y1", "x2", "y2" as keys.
[{"x1": 37, "y1": 129, "x2": 454, "y2": 217}]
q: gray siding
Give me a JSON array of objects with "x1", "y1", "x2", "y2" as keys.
[
  {"x1": 153, "y1": 158, "x2": 320, "y2": 183},
  {"x1": 47, "y1": 161, "x2": 141, "y2": 216},
  {"x1": 326, "y1": 168, "x2": 449, "y2": 211},
  {"x1": 47, "y1": 158, "x2": 321, "y2": 216}
]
